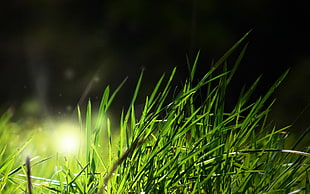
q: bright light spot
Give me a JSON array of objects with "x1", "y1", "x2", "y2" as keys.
[
  {"x1": 55, "y1": 121, "x2": 80, "y2": 153},
  {"x1": 59, "y1": 133, "x2": 79, "y2": 152}
]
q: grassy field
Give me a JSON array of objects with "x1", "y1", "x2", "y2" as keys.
[{"x1": 1, "y1": 32, "x2": 309, "y2": 193}]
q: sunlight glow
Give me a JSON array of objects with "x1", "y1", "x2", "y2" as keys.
[{"x1": 55, "y1": 121, "x2": 80, "y2": 153}]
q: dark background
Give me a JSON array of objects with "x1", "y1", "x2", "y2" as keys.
[{"x1": 0, "y1": 0, "x2": 309, "y2": 133}]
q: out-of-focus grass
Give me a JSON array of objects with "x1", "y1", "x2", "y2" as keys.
[{"x1": 0, "y1": 31, "x2": 309, "y2": 193}]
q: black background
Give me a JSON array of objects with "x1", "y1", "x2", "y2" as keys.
[{"x1": 0, "y1": 0, "x2": 309, "y2": 132}]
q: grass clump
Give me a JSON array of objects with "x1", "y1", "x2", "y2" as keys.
[{"x1": 1, "y1": 31, "x2": 309, "y2": 193}]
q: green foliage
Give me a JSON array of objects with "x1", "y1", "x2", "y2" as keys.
[{"x1": 1, "y1": 32, "x2": 309, "y2": 193}]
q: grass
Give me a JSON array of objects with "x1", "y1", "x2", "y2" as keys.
[{"x1": 1, "y1": 31, "x2": 310, "y2": 193}]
